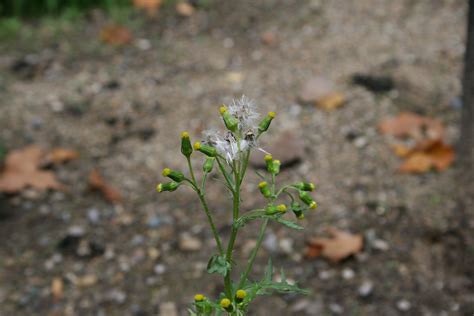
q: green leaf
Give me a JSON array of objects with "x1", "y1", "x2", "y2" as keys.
[
  {"x1": 207, "y1": 254, "x2": 231, "y2": 277},
  {"x1": 275, "y1": 218, "x2": 303, "y2": 230},
  {"x1": 264, "y1": 258, "x2": 273, "y2": 282},
  {"x1": 233, "y1": 210, "x2": 266, "y2": 228},
  {"x1": 234, "y1": 210, "x2": 304, "y2": 230},
  {"x1": 246, "y1": 263, "x2": 310, "y2": 298}
]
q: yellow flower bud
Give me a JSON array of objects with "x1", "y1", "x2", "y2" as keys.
[
  {"x1": 194, "y1": 142, "x2": 201, "y2": 150},
  {"x1": 156, "y1": 183, "x2": 163, "y2": 192},
  {"x1": 162, "y1": 168, "x2": 171, "y2": 177},
  {"x1": 235, "y1": 289, "x2": 247, "y2": 303},
  {"x1": 236, "y1": 289, "x2": 246, "y2": 299},
  {"x1": 220, "y1": 298, "x2": 233, "y2": 311},
  {"x1": 194, "y1": 294, "x2": 205, "y2": 302}
]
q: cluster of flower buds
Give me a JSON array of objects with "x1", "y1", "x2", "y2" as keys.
[
  {"x1": 156, "y1": 167, "x2": 185, "y2": 193},
  {"x1": 258, "y1": 181, "x2": 272, "y2": 198},
  {"x1": 264, "y1": 154, "x2": 281, "y2": 175},
  {"x1": 193, "y1": 294, "x2": 212, "y2": 314},
  {"x1": 217, "y1": 289, "x2": 247, "y2": 313}
]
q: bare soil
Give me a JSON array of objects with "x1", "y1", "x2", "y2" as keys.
[{"x1": 0, "y1": 0, "x2": 473, "y2": 315}]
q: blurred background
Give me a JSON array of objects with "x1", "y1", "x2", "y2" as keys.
[{"x1": 0, "y1": 0, "x2": 473, "y2": 315}]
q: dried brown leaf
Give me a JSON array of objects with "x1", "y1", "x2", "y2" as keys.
[
  {"x1": 176, "y1": 2, "x2": 195, "y2": 16},
  {"x1": 0, "y1": 145, "x2": 63, "y2": 193},
  {"x1": 316, "y1": 92, "x2": 345, "y2": 111},
  {"x1": 399, "y1": 141, "x2": 455, "y2": 173},
  {"x1": 89, "y1": 169, "x2": 123, "y2": 204},
  {"x1": 100, "y1": 24, "x2": 132, "y2": 46},
  {"x1": 306, "y1": 227, "x2": 363, "y2": 263},
  {"x1": 133, "y1": 0, "x2": 162, "y2": 16},
  {"x1": 378, "y1": 112, "x2": 444, "y2": 142},
  {"x1": 45, "y1": 148, "x2": 79, "y2": 164},
  {"x1": 51, "y1": 277, "x2": 63, "y2": 302}
]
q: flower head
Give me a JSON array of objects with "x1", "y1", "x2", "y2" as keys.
[
  {"x1": 203, "y1": 129, "x2": 252, "y2": 163},
  {"x1": 228, "y1": 95, "x2": 260, "y2": 132}
]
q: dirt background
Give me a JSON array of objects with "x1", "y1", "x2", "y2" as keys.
[{"x1": 0, "y1": 0, "x2": 473, "y2": 315}]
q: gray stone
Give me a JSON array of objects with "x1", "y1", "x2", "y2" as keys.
[
  {"x1": 298, "y1": 76, "x2": 334, "y2": 104},
  {"x1": 250, "y1": 131, "x2": 305, "y2": 169}
]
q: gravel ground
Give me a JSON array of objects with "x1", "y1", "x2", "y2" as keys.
[{"x1": 0, "y1": 0, "x2": 473, "y2": 315}]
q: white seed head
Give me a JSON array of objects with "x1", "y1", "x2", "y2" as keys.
[{"x1": 228, "y1": 95, "x2": 260, "y2": 132}]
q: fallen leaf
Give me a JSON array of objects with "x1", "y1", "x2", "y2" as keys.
[
  {"x1": 100, "y1": 24, "x2": 132, "y2": 46},
  {"x1": 44, "y1": 148, "x2": 79, "y2": 165},
  {"x1": 261, "y1": 31, "x2": 277, "y2": 45},
  {"x1": 89, "y1": 169, "x2": 123, "y2": 203},
  {"x1": 51, "y1": 277, "x2": 63, "y2": 302},
  {"x1": 75, "y1": 274, "x2": 98, "y2": 288},
  {"x1": 306, "y1": 227, "x2": 363, "y2": 263},
  {"x1": 133, "y1": 0, "x2": 162, "y2": 16},
  {"x1": 176, "y1": 2, "x2": 195, "y2": 16},
  {"x1": 316, "y1": 92, "x2": 345, "y2": 111},
  {"x1": 379, "y1": 112, "x2": 454, "y2": 173},
  {"x1": 378, "y1": 112, "x2": 444, "y2": 143},
  {"x1": 390, "y1": 143, "x2": 411, "y2": 158},
  {"x1": 0, "y1": 145, "x2": 63, "y2": 193},
  {"x1": 399, "y1": 141, "x2": 455, "y2": 173},
  {"x1": 225, "y1": 71, "x2": 244, "y2": 84}
]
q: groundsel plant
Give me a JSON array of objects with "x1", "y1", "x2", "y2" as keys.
[{"x1": 156, "y1": 96, "x2": 317, "y2": 315}]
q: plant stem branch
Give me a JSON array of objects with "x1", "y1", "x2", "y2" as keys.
[{"x1": 237, "y1": 218, "x2": 269, "y2": 289}]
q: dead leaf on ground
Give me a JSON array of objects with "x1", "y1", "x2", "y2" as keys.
[
  {"x1": 133, "y1": 0, "x2": 162, "y2": 16},
  {"x1": 0, "y1": 145, "x2": 63, "y2": 193},
  {"x1": 51, "y1": 277, "x2": 63, "y2": 302},
  {"x1": 261, "y1": 31, "x2": 277, "y2": 45},
  {"x1": 298, "y1": 76, "x2": 345, "y2": 111},
  {"x1": 379, "y1": 112, "x2": 455, "y2": 173},
  {"x1": 399, "y1": 141, "x2": 455, "y2": 173},
  {"x1": 305, "y1": 227, "x2": 363, "y2": 263},
  {"x1": 89, "y1": 169, "x2": 123, "y2": 204},
  {"x1": 378, "y1": 112, "x2": 444, "y2": 144},
  {"x1": 100, "y1": 24, "x2": 132, "y2": 46},
  {"x1": 316, "y1": 92, "x2": 345, "y2": 111},
  {"x1": 44, "y1": 148, "x2": 79, "y2": 165},
  {"x1": 176, "y1": 2, "x2": 195, "y2": 16}
]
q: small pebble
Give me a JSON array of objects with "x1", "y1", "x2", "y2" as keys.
[
  {"x1": 397, "y1": 299, "x2": 411, "y2": 311},
  {"x1": 358, "y1": 280, "x2": 374, "y2": 297},
  {"x1": 154, "y1": 264, "x2": 166, "y2": 275},
  {"x1": 278, "y1": 238, "x2": 294, "y2": 255},
  {"x1": 87, "y1": 208, "x2": 100, "y2": 224},
  {"x1": 179, "y1": 233, "x2": 202, "y2": 251},
  {"x1": 329, "y1": 303, "x2": 343, "y2": 314},
  {"x1": 342, "y1": 268, "x2": 355, "y2": 280},
  {"x1": 263, "y1": 233, "x2": 278, "y2": 253}
]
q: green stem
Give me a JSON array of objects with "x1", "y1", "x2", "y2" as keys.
[
  {"x1": 224, "y1": 162, "x2": 241, "y2": 298},
  {"x1": 238, "y1": 170, "x2": 276, "y2": 289},
  {"x1": 216, "y1": 157, "x2": 235, "y2": 193},
  {"x1": 198, "y1": 193, "x2": 224, "y2": 255},
  {"x1": 186, "y1": 157, "x2": 224, "y2": 255},
  {"x1": 238, "y1": 218, "x2": 268, "y2": 289},
  {"x1": 187, "y1": 157, "x2": 197, "y2": 184}
]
